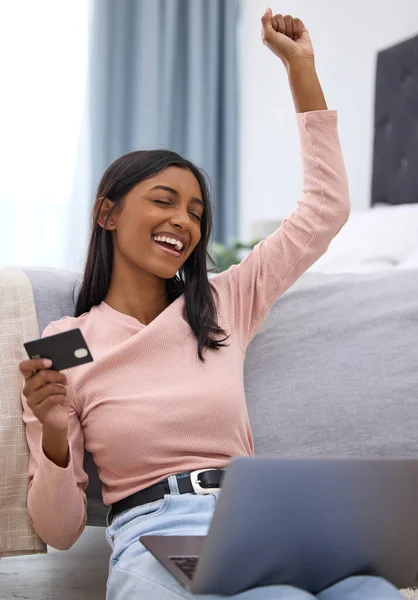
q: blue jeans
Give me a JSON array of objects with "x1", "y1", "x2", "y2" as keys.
[{"x1": 105, "y1": 475, "x2": 403, "y2": 599}]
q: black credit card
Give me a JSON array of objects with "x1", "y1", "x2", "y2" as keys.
[{"x1": 24, "y1": 328, "x2": 94, "y2": 371}]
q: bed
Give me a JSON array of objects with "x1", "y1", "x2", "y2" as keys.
[{"x1": 310, "y1": 33, "x2": 418, "y2": 274}]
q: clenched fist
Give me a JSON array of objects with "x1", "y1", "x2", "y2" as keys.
[{"x1": 261, "y1": 8, "x2": 314, "y2": 67}]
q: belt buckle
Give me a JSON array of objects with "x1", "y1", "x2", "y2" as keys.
[{"x1": 190, "y1": 469, "x2": 221, "y2": 495}]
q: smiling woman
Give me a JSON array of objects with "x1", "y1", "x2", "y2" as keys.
[
  {"x1": 147, "y1": 183, "x2": 204, "y2": 255},
  {"x1": 20, "y1": 9, "x2": 404, "y2": 600},
  {"x1": 98, "y1": 167, "x2": 203, "y2": 281},
  {"x1": 74, "y1": 149, "x2": 228, "y2": 361}
]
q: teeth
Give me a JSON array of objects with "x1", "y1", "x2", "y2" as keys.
[{"x1": 152, "y1": 235, "x2": 184, "y2": 251}]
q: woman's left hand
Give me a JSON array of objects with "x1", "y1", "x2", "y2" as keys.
[{"x1": 261, "y1": 8, "x2": 314, "y2": 68}]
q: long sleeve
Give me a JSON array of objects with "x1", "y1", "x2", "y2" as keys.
[
  {"x1": 21, "y1": 320, "x2": 88, "y2": 550},
  {"x1": 212, "y1": 110, "x2": 350, "y2": 350}
]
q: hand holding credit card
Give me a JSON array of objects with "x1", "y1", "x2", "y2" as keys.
[
  {"x1": 23, "y1": 328, "x2": 94, "y2": 371},
  {"x1": 20, "y1": 328, "x2": 93, "y2": 434}
]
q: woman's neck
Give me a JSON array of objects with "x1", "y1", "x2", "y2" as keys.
[{"x1": 104, "y1": 268, "x2": 169, "y2": 325}]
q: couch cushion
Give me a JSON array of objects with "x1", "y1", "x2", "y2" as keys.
[
  {"x1": 0, "y1": 268, "x2": 47, "y2": 555},
  {"x1": 245, "y1": 270, "x2": 418, "y2": 458},
  {"x1": 22, "y1": 267, "x2": 80, "y2": 334}
]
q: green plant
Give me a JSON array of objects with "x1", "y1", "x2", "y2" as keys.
[{"x1": 210, "y1": 239, "x2": 260, "y2": 272}]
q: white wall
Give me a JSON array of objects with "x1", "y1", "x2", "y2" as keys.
[{"x1": 238, "y1": 0, "x2": 418, "y2": 241}]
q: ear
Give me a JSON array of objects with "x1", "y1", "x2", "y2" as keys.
[{"x1": 95, "y1": 198, "x2": 117, "y2": 231}]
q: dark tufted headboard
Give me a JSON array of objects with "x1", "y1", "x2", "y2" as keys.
[{"x1": 371, "y1": 34, "x2": 418, "y2": 206}]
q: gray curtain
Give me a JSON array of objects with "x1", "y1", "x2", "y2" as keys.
[{"x1": 88, "y1": 0, "x2": 239, "y2": 243}]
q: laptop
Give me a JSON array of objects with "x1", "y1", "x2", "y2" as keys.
[{"x1": 140, "y1": 456, "x2": 418, "y2": 596}]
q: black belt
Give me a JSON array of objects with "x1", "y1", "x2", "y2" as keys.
[{"x1": 109, "y1": 469, "x2": 225, "y2": 524}]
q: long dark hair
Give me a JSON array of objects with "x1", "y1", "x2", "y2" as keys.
[{"x1": 74, "y1": 150, "x2": 229, "y2": 361}]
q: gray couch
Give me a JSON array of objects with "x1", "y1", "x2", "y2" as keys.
[
  {"x1": 22, "y1": 266, "x2": 418, "y2": 527},
  {"x1": 4, "y1": 266, "x2": 418, "y2": 599}
]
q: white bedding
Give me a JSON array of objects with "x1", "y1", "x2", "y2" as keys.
[{"x1": 309, "y1": 204, "x2": 418, "y2": 273}]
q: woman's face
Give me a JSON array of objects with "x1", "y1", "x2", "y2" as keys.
[{"x1": 101, "y1": 167, "x2": 204, "y2": 280}]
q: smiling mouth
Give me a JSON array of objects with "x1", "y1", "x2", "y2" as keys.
[{"x1": 152, "y1": 237, "x2": 184, "y2": 258}]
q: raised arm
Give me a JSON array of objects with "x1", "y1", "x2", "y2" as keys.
[{"x1": 211, "y1": 10, "x2": 350, "y2": 350}]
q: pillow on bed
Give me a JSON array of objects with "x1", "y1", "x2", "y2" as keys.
[{"x1": 309, "y1": 203, "x2": 418, "y2": 273}]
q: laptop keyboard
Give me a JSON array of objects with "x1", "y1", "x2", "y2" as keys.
[{"x1": 169, "y1": 556, "x2": 200, "y2": 580}]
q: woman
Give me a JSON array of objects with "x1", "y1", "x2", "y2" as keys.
[{"x1": 19, "y1": 9, "x2": 404, "y2": 600}]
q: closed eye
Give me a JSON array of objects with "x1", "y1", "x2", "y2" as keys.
[
  {"x1": 153, "y1": 199, "x2": 172, "y2": 206},
  {"x1": 153, "y1": 199, "x2": 202, "y2": 222}
]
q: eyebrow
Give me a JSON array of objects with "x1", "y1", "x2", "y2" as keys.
[{"x1": 150, "y1": 185, "x2": 204, "y2": 209}]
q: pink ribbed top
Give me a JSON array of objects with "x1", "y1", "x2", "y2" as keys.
[{"x1": 22, "y1": 111, "x2": 350, "y2": 549}]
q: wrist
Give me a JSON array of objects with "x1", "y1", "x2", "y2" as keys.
[
  {"x1": 42, "y1": 424, "x2": 68, "y2": 438},
  {"x1": 285, "y1": 55, "x2": 316, "y2": 77},
  {"x1": 285, "y1": 56, "x2": 327, "y2": 113},
  {"x1": 42, "y1": 425, "x2": 69, "y2": 468}
]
